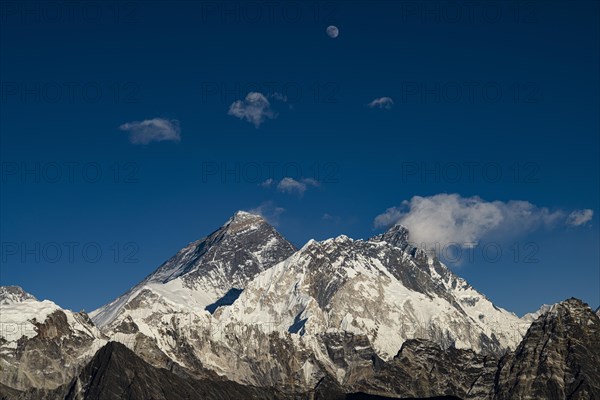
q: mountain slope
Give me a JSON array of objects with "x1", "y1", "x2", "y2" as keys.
[{"x1": 0, "y1": 287, "x2": 106, "y2": 391}]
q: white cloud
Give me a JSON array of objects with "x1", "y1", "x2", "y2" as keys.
[
  {"x1": 566, "y1": 209, "x2": 593, "y2": 226},
  {"x1": 247, "y1": 201, "x2": 285, "y2": 226},
  {"x1": 119, "y1": 118, "x2": 181, "y2": 144},
  {"x1": 228, "y1": 92, "x2": 276, "y2": 128},
  {"x1": 276, "y1": 177, "x2": 320, "y2": 196},
  {"x1": 367, "y1": 97, "x2": 394, "y2": 109},
  {"x1": 374, "y1": 193, "x2": 592, "y2": 249},
  {"x1": 260, "y1": 178, "x2": 274, "y2": 188}
]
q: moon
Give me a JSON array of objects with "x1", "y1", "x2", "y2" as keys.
[{"x1": 326, "y1": 25, "x2": 339, "y2": 39}]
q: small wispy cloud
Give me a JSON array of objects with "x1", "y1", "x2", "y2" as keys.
[
  {"x1": 367, "y1": 97, "x2": 394, "y2": 109},
  {"x1": 228, "y1": 92, "x2": 276, "y2": 128},
  {"x1": 119, "y1": 118, "x2": 181, "y2": 145},
  {"x1": 270, "y1": 92, "x2": 288, "y2": 102},
  {"x1": 374, "y1": 193, "x2": 594, "y2": 249},
  {"x1": 277, "y1": 177, "x2": 320, "y2": 196},
  {"x1": 247, "y1": 201, "x2": 285, "y2": 226},
  {"x1": 259, "y1": 177, "x2": 320, "y2": 196},
  {"x1": 566, "y1": 209, "x2": 594, "y2": 226},
  {"x1": 260, "y1": 178, "x2": 274, "y2": 188}
]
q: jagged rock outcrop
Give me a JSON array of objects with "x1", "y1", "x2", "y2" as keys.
[
  {"x1": 494, "y1": 298, "x2": 600, "y2": 400},
  {"x1": 0, "y1": 287, "x2": 106, "y2": 391},
  {"x1": 349, "y1": 339, "x2": 498, "y2": 399},
  {"x1": 317, "y1": 298, "x2": 600, "y2": 399}
]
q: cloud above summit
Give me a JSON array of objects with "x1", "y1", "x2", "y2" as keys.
[
  {"x1": 374, "y1": 193, "x2": 593, "y2": 249},
  {"x1": 247, "y1": 201, "x2": 285, "y2": 226}
]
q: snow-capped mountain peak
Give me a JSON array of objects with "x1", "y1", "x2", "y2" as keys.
[
  {"x1": 0, "y1": 285, "x2": 38, "y2": 305},
  {"x1": 229, "y1": 209, "x2": 264, "y2": 222},
  {"x1": 90, "y1": 211, "x2": 296, "y2": 330}
]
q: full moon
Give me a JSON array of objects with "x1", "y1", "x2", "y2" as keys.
[{"x1": 326, "y1": 25, "x2": 339, "y2": 39}]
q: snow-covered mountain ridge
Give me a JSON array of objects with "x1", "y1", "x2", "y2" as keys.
[
  {"x1": 1, "y1": 211, "x2": 542, "y2": 392},
  {"x1": 80, "y1": 211, "x2": 532, "y2": 389}
]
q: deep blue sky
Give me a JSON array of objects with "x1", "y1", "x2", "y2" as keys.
[{"x1": 1, "y1": 1, "x2": 598, "y2": 315}]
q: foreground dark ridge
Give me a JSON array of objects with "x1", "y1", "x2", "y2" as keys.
[{"x1": 0, "y1": 341, "x2": 457, "y2": 400}]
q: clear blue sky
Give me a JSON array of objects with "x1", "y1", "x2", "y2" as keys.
[{"x1": 1, "y1": 1, "x2": 598, "y2": 316}]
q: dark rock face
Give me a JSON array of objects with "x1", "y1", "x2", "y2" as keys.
[
  {"x1": 349, "y1": 339, "x2": 497, "y2": 399},
  {"x1": 370, "y1": 224, "x2": 413, "y2": 252},
  {"x1": 494, "y1": 298, "x2": 600, "y2": 400},
  {"x1": 317, "y1": 299, "x2": 600, "y2": 400},
  {"x1": 113, "y1": 316, "x2": 139, "y2": 334},
  {"x1": 59, "y1": 341, "x2": 288, "y2": 400},
  {"x1": 319, "y1": 332, "x2": 382, "y2": 386},
  {"x1": 148, "y1": 211, "x2": 297, "y2": 290}
]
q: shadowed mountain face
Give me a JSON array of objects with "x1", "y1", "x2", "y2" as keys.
[
  {"x1": 494, "y1": 298, "x2": 600, "y2": 400},
  {"x1": 61, "y1": 342, "x2": 288, "y2": 400}
]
